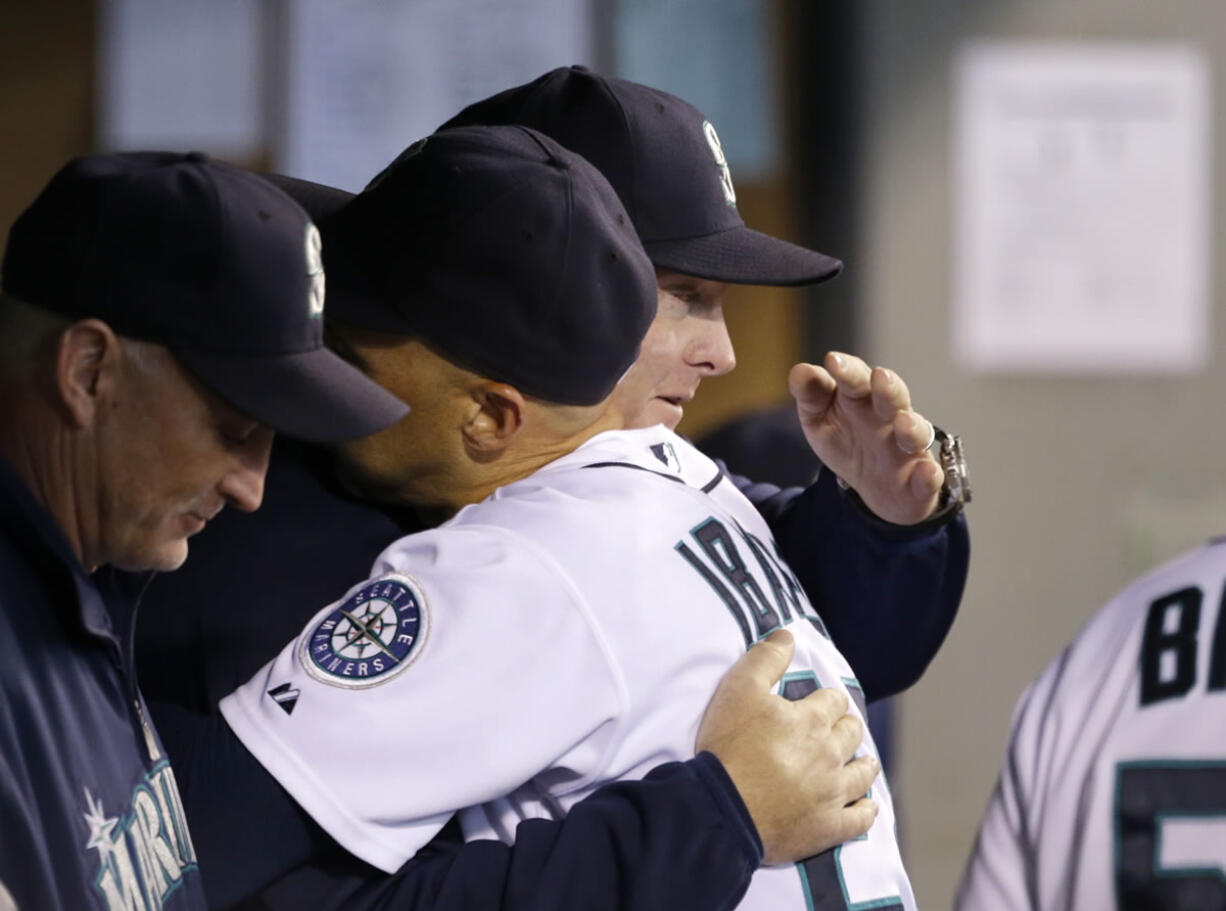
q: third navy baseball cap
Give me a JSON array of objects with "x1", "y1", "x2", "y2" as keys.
[
  {"x1": 441, "y1": 65, "x2": 843, "y2": 287},
  {"x1": 1, "y1": 152, "x2": 408, "y2": 442},
  {"x1": 270, "y1": 125, "x2": 658, "y2": 407}
]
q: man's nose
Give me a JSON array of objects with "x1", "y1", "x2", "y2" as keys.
[
  {"x1": 219, "y1": 428, "x2": 274, "y2": 513},
  {"x1": 689, "y1": 318, "x2": 736, "y2": 376}
]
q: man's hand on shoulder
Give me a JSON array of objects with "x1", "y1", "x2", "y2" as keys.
[
  {"x1": 789, "y1": 353, "x2": 944, "y2": 525},
  {"x1": 696, "y1": 629, "x2": 879, "y2": 865}
]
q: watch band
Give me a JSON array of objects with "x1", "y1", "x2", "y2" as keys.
[
  {"x1": 833, "y1": 423, "x2": 970, "y2": 528},
  {"x1": 931, "y1": 426, "x2": 971, "y2": 508}
]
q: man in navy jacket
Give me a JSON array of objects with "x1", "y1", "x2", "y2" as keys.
[{"x1": 0, "y1": 152, "x2": 406, "y2": 911}]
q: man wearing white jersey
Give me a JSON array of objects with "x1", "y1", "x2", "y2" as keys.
[
  {"x1": 218, "y1": 125, "x2": 919, "y2": 910},
  {"x1": 956, "y1": 542, "x2": 1226, "y2": 910},
  {"x1": 227, "y1": 423, "x2": 915, "y2": 910}
]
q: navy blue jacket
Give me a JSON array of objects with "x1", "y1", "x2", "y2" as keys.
[{"x1": 0, "y1": 457, "x2": 206, "y2": 911}]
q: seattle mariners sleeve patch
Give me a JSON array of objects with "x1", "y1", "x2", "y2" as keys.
[{"x1": 299, "y1": 573, "x2": 429, "y2": 688}]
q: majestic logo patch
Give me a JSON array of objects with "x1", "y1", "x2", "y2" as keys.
[
  {"x1": 702, "y1": 120, "x2": 737, "y2": 207},
  {"x1": 267, "y1": 682, "x2": 300, "y2": 715},
  {"x1": 300, "y1": 573, "x2": 429, "y2": 688},
  {"x1": 305, "y1": 222, "x2": 325, "y2": 318},
  {"x1": 650, "y1": 441, "x2": 682, "y2": 474}
]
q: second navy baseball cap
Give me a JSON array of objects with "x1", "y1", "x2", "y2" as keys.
[
  {"x1": 1, "y1": 152, "x2": 408, "y2": 442},
  {"x1": 441, "y1": 65, "x2": 843, "y2": 287},
  {"x1": 271, "y1": 125, "x2": 658, "y2": 407}
]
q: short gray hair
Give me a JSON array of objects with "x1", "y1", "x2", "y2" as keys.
[
  {"x1": 0, "y1": 292, "x2": 161, "y2": 380},
  {"x1": 0, "y1": 293, "x2": 69, "y2": 379}
]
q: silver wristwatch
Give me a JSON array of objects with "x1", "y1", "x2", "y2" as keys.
[{"x1": 932, "y1": 427, "x2": 971, "y2": 508}]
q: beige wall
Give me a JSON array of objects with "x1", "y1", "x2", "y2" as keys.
[{"x1": 857, "y1": 1, "x2": 1226, "y2": 905}]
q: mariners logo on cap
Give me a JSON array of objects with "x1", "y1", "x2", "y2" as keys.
[
  {"x1": 702, "y1": 120, "x2": 736, "y2": 208},
  {"x1": 300, "y1": 572, "x2": 429, "y2": 688},
  {"x1": 305, "y1": 222, "x2": 325, "y2": 318}
]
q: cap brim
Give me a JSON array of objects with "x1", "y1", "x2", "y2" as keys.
[
  {"x1": 643, "y1": 225, "x2": 843, "y2": 287},
  {"x1": 176, "y1": 346, "x2": 409, "y2": 443}
]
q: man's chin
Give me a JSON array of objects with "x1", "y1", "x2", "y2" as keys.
[
  {"x1": 629, "y1": 400, "x2": 684, "y2": 431},
  {"x1": 113, "y1": 540, "x2": 190, "y2": 573}
]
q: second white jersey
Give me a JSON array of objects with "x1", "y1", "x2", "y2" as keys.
[
  {"x1": 222, "y1": 426, "x2": 917, "y2": 910},
  {"x1": 956, "y1": 541, "x2": 1226, "y2": 911}
]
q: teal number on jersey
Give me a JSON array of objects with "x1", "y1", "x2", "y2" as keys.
[
  {"x1": 1115, "y1": 761, "x2": 1226, "y2": 908},
  {"x1": 781, "y1": 674, "x2": 902, "y2": 911}
]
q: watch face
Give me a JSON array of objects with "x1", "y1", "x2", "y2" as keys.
[{"x1": 939, "y1": 433, "x2": 972, "y2": 505}]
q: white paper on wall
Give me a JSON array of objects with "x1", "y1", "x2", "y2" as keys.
[{"x1": 953, "y1": 42, "x2": 1212, "y2": 373}]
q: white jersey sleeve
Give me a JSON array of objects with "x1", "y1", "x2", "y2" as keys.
[
  {"x1": 220, "y1": 524, "x2": 627, "y2": 873},
  {"x1": 956, "y1": 541, "x2": 1226, "y2": 911}
]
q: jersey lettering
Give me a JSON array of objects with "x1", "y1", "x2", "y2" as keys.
[
  {"x1": 678, "y1": 517, "x2": 834, "y2": 649},
  {"x1": 693, "y1": 519, "x2": 781, "y2": 637},
  {"x1": 1115, "y1": 761, "x2": 1226, "y2": 909},
  {"x1": 85, "y1": 761, "x2": 198, "y2": 911},
  {"x1": 741, "y1": 527, "x2": 797, "y2": 622},
  {"x1": 741, "y1": 525, "x2": 831, "y2": 639},
  {"x1": 1140, "y1": 587, "x2": 1201, "y2": 706},
  {"x1": 1139, "y1": 581, "x2": 1226, "y2": 706}
]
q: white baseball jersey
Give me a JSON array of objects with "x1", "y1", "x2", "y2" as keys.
[
  {"x1": 222, "y1": 426, "x2": 917, "y2": 910},
  {"x1": 956, "y1": 541, "x2": 1226, "y2": 911}
]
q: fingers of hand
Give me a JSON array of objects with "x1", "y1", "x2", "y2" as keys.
[
  {"x1": 827, "y1": 710, "x2": 864, "y2": 762},
  {"x1": 893, "y1": 410, "x2": 935, "y2": 455},
  {"x1": 799, "y1": 685, "x2": 851, "y2": 731},
  {"x1": 765, "y1": 757, "x2": 881, "y2": 863},
  {"x1": 844, "y1": 755, "x2": 881, "y2": 798},
  {"x1": 869, "y1": 367, "x2": 912, "y2": 420},
  {"x1": 833, "y1": 795, "x2": 880, "y2": 844},
  {"x1": 788, "y1": 362, "x2": 837, "y2": 419},
  {"x1": 696, "y1": 631, "x2": 795, "y2": 753},
  {"x1": 825, "y1": 351, "x2": 872, "y2": 400},
  {"x1": 814, "y1": 756, "x2": 880, "y2": 844},
  {"x1": 910, "y1": 457, "x2": 945, "y2": 502},
  {"x1": 729, "y1": 629, "x2": 796, "y2": 690}
]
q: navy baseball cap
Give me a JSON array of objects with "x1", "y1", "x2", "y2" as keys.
[
  {"x1": 270, "y1": 125, "x2": 657, "y2": 407},
  {"x1": 441, "y1": 65, "x2": 843, "y2": 288},
  {"x1": 1, "y1": 152, "x2": 408, "y2": 442}
]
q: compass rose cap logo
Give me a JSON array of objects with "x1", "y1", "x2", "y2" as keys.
[{"x1": 301, "y1": 573, "x2": 429, "y2": 688}]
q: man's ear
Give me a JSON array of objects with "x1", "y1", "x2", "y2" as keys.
[
  {"x1": 55, "y1": 319, "x2": 121, "y2": 428},
  {"x1": 462, "y1": 382, "x2": 525, "y2": 456}
]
